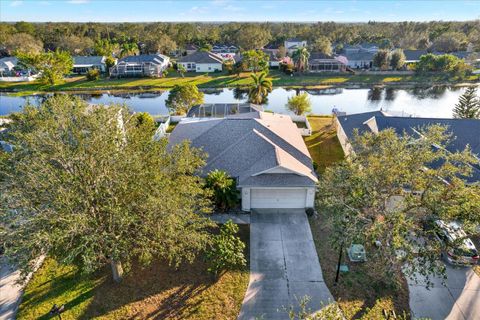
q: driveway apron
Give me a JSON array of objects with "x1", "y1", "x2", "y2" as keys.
[{"x1": 238, "y1": 209, "x2": 334, "y2": 320}]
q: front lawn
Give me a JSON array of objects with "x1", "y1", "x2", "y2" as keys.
[
  {"x1": 309, "y1": 212, "x2": 410, "y2": 319},
  {"x1": 304, "y1": 115, "x2": 344, "y2": 173},
  {"x1": 17, "y1": 225, "x2": 250, "y2": 320}
]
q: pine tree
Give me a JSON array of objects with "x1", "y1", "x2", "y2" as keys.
[{"x1": 453, "y1": 87, "x2": 480, "y2": 119}]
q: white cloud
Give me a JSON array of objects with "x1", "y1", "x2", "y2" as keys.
[
  {"x1": 67, "y1": 0, "x2": 90, "y2": 4},
  {"x1": 10, "y1": 1, "x2": 23, "y2": 7}
]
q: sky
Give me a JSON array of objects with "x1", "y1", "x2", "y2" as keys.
[{"x1": 1, "y1": 0, "x2": 479, "y2": 22}]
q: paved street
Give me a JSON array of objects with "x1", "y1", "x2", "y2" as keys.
[
  {"x1": 409, "y1": 264, "x2": 480, "y2": 320},
  {"x1": 238, "y1": 209, "x2": 334, "y2": 320}
]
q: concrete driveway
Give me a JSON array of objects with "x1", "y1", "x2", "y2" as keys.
[
  {"x1": 238, "y1": 209, "x2": 334, "y2": 320},
  {"x1": 408, "y1": 264, "x2": 480, "y2": 320},
  {"x1": 0, "y1": 258, "x2": 22, "y2": 320}
]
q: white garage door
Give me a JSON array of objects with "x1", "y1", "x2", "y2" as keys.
[{"x1": 250, "y1": 188, "x2": 307, "y2": 209}]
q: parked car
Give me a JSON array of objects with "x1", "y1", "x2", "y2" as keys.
[{"x1": 426, "y1": 219, "x2": 479, "y2": 266}]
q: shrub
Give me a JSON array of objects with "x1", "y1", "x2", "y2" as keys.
[
  {"x1": 86, "y1": 68, "x2": 100, "y2": 81},
  {"x1": 205, "y1": 170, "x2": 239, "y2": 211},
  {"x1": 206, "y1": 220, "x2": 246, "y2": 276}
]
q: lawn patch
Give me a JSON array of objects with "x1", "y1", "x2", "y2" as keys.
[
  {"x1": 18, "y1": 226, "x2": 250, "y2": 320},
  {"x1": 304, "y1": 116, "x2": 344, "y2": 173}
]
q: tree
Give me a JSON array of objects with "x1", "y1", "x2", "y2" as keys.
[
  {"x1": 432, "y1": 31, "x2": 467, "y2": 53},
  {"x1": 0, "y1": 96, "x2": 214, "y2": 282},
  {"x1": 206, "y1": 220, "x2": 246, "y2": 277},
  {"x1": 14, "y1": 21, "x2": 35, "y2": 35},
  {"x1": 291, "y1": 47, "x2": 310, "y2": 72},
  {"x1": 453, "y1": 87, "x2": 480, "y2": 119},
  {"x1": 165, "y1": 83, "x2": 204, "y2": 115},
  {"x1": 119, "y1": 42, "x2": 139, "y2": 58},
  {"x1": 143, "y1": 33, "x2": 177, "y2": 54},
  {"x1": 56, "y1": 35, "x2": 94, "y2": 55},
  {"x1": 286, "y1": 93, "x2": 312, "y2": 115},
  {"x1": 177, "y1": 63, "x2": 187, "y2": 78},
  {"x1": 311, "y1": 36, "x2": 332, "y2": 55},
  {"x1": 235, "y1": 25, "x2": 271, "y2": 50},
  {"x1": 133, "y1": 112, "x2": 156, "y2": 131},
  {"x1": 17, "y1": 50, "x2": 73, "y2": 85},
  {"x1": 415, "y1": 53, "x2": 472, "y2": 78},
  {"x1": 248, "y1": 72, "x2": 272, "y2": 104},
  {"x1": 94, "y1": 39, "x2": 119, "y2": 57},
  {"x1": 104, "y1": 56, "x2": 117, "y2": 76},
  {"x1": 4, "y1": 33, "x2": 43, "y2": 55},
  {"x1": 241, "y1": 50, "x2": 269, "y2": 73},
  {"x1": 205, "y1": 170, "x2": 239, "y2": 211},
  {"x1": 390, "y1": 49, "x2": 406, "y2": 70},
  {"x1": 318, "y1": 126, "x2": 480, "y2": 286},
  {"x1": 373, "y1": 49, "x2": 390, "y2": 70}
]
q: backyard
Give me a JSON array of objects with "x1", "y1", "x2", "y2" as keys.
[
  {"x1": 17, "y1": 225, "x2": 250, "y2": 320},
  {"x1": 1, "y1": 70, "x2": 478, "y2": 95}
]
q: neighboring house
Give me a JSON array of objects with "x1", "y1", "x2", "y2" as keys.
[
  {"x1": 404, "y1": 49, "x2": 429, "y2": 64},
  {"x1": 168, "y1": 111, "x2": 318, "y2": 210},
  {"x1": 72, "y1": 56, "x2": 110, "y2": 74},
  {"x1": 110, "y1": 54, "x2": 170, "y2": 78},
  {"x1": 308, "y1": 52, "x2": 347, "y2": 72},
  {"x1": 211, "y1": 44, "x2": 238, "y2": 54},
  {"x1": 184, "y1": 44, "x2": 198, "y2": 55},
  {"x1": 285, "y1": 38, "x2": 307, "y2": 54},
  {"x1": 344, "y1": 50, "x2": 375, "y2": 69},
  {"x1": 0, "y1": 57, "x2": 18, "y2": 75},
  {"x1": 261, "y1": 49, "x2": 281, "y2": 68},
  {"x1": 263, "y1": 43, "x2": 280, "y2": 55},
  {"x1": 177, "y1": 51, "x2": 224, "y2": 73},
  {"x1": 343, "y1": 42, "x2": 380, "y2": 54},
  {"x1": 187, "y1": 103, "x2": 263, "y2": 118},
  {"x1": 336, "y1": 111, "x2": 480, "y2": 184}
]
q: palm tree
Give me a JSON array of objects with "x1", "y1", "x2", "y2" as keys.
[
  {"x1": 286, "y1": 92, "x2": 312, "y2": 115},
  {"x1": 205, "y1": 170, "x2": 238, "y2": 211},
  {"x1": 248, "y1": 72, "x2": 272, "y2": 105},
  {"x1": 291, "y1": 47, "x2": 310, "y2": 72}
]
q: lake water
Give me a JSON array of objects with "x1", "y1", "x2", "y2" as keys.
[{"x1": 0, "y1": 86, "x2": 476, "y2": 118}]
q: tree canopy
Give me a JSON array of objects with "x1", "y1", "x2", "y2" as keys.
[
  {"x1": 453, "y1": 87, "x2": 480, "y2": 119},
  {"x1": 318, "y1": 125, "x2": 480, "y2": 285},
  {"x1": 0, "y1": 96, "x2": 214, "y2": 281},
  {"x1": 165, "y1": 83, "x2": 204, "y2": 115},
  {"x1": 17, "y1": 50, "x2": 73, "y2": 85},
  {"x1": 286, "y1": 92, "x2": 312, "y2": 115},
  {"x1": 241, "y1": 50, "x2": 269, "y2": 73}
]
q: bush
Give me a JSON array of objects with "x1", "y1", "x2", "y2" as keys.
[
  {"x1": 205, "y1": 170, "x2": 239, "y2": 211},
  {"x1": 86, "y1": 68, "x2": 100, "y2": 81},
  {"x1": 206, "y1": 220, "x2": 246, "y2": 276},
  {"x1": 306, "y1": 208, "x2": 315, "y2": 217}
]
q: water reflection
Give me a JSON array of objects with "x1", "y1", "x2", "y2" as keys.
[{"x1": 0, "y1": 85, "x2": 472, "y2": 118}]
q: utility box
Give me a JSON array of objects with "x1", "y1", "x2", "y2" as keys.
[{"x1": 348, "y1": 244, "x2": 367, "y2": 262}]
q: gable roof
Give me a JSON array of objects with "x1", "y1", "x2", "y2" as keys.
[
  {"x1": 178, "y1": 51, "x2": 224, "y2": 64},
  {"x1": 0, "y1": 57, "x2": 18, "y2": 71},
  {"x1": 118, "y1": 54, "x2": 168, "y2": 65},
  {"x1": 73, "y1": 56, "x2": 105, "y2": 66},
  {"x1": 344, "y1": 50, "x2": 375, "y2": 61},
  {"x1": 168, "y1": 112, "x2": 317, "y2": 187}
]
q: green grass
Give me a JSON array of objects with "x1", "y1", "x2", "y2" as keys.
[
  {"x1": 18, "y1": 226, "x2": 250, "y2": 320},
  {"x1": 304, "y1": 116, "x2": 345, "y2": 173},
  {"x1": 2, "y1": 71, "x2": 478, "y2": 95}
]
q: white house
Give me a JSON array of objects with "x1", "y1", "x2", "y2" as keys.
[
  {"x1": 284, "y1": 38, "x2": 307, "y2": 54},
  {"x1": 168, "y1": 111, "x2": 317, "y2": 210},
  {"x1": 177, "y1": 51, "x2": 224, "y2": 73},
  {"x1": 72, "y1": 56, "x2": 111, "y2": 74},
  {"x1": 110, "y1": 54, "x2": 170, "y2": 78}
]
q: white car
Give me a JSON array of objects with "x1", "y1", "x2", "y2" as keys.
[{"x1": 433, "y1": 220, "x2": 479, "y2": 266}]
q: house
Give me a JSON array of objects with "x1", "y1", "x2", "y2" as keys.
[
  {"x1": 261, "y1": 49, "x2": 281, "y2": 68},
  {"x1": 177, "y1": 51, "x2": 224, "y2": 73},
  {"x1": 0, "y1": 57, "x2": 18, "y2": 75},
  {"x1": 343, "y1": 42, "x2": 380, "y2": 54},
  {"x1": 109, "y1": 54, "x2": 170, "y2": 78},
  {"x1": 336, "y1": 111, "x2": 480, "y2": 184},
  {"x1": 344, "y1": 50, "x2": 375, "y2": 69},
  {"x1": 168, "y1": 111, "x2": 318, "y2": 210},
  {"x1": 308, "y1": 52, "x2": 347, "y2": 72},
  {"x1": 404, "y1": 49, "x2": 428, "y2": 64},
  {"x1": 186, "y1": 103, "x2": 263, "y2": 118},
  {"x1": 184, "y1": 44, "x2": 198, "y2": 55},
  {"x1": 211, "y1": 44, "x2": 238, "y2": 54},
  {"x1": 72, "y1": 56, "x2": 110, "y2": 74},
  {"x1": 285, "y1": 38, "x2": 307, "y2": 54}
]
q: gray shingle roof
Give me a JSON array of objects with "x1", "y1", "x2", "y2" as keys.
[
  {"x1": 73, "y1": 56, "x2": 105, "y2": 66},
  {"x1": 168, "y1": 112, "x2": 317, "y2": 187},
  {"x1": 344, "y1": 50, "x2": 375, "y2": 61},
  {"x1": 178, "y1": 51, "x2": 224, "y2": 64},
  {"x1": 337, "y1": 112, "x2": 480, "y2": 184},
  {"x1": 403, "y1": 50, "x2": 428, "y2": 61},
  {"x1": 118, "y1": 54, "x2": 168, "y2": 65}
]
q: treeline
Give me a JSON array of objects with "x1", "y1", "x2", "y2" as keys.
[{"x1": 1, "y1": 20, "x2": 479, "y2": 56}]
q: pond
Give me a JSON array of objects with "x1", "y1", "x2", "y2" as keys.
[{"x1": 0, "y1": 86, "x2": 475, "y2": 118}]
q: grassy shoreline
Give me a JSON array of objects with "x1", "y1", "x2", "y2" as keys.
[{"x1": 1, "y1": 70, "x2": 478, "y2": 96}]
